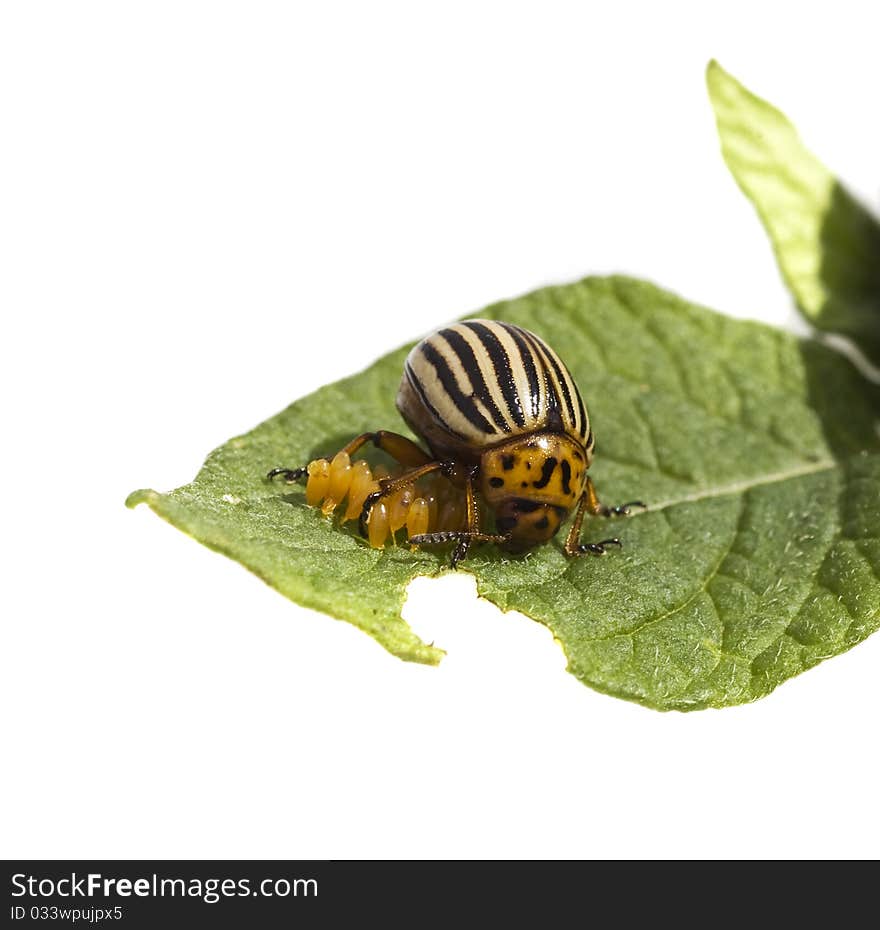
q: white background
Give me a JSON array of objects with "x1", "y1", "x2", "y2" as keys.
[{"x1": 3, "y1": 1, "x2": 879, "y2": 860}]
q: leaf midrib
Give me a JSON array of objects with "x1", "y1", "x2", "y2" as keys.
[{"x1": 640, "y1": 456, "x2": 837, "y2": 514}]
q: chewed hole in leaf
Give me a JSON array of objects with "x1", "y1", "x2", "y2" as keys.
[{"x1": 403, "y1": 573, "x2": 569, "y2": 677}]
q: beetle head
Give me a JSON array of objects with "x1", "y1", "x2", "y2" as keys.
[{"x1": 492, "y1": 498, "x2": 568, "y2": 550}]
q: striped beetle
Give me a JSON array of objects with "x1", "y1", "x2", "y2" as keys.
[{"x1": 268, "y1": 320, "x2": 643, "y2": 566}]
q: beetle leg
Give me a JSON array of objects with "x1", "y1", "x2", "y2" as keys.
[
  {"x1": 452, "y1": 466, "x2": 482, "y2": 564},
  {"x1": 368, "y1": 431, "x2": 433, "y2": 467},
  {"x1": 340, "y1": 431, "x2": 433, "y2": 467},
  {"x1": 450, "y1": 467, "x2": 479, "y2": 566},
  {"x1": 564, "y1": 480, "x2": 635, "y2": 558},
  {"x1": 563, "y1": 489, "x2": 589, "y2": 556},
  {"x1": 409, "y1": 467, "x2": 511, "y2": 568},
  {"x1": 583, "y1": 476, "x2": 646, "y2": 517},
  {"x1": 268, "y1": 430, "x2": 432, "y2": 484},
  {"x1": 358, "y1": 460, "x2": 451, "y2": 537},
  {"x1": 408, "y1": 530, "x2": 511, "y2": 567}
]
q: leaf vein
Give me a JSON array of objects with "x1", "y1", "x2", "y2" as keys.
[{"x1": 643, "y1": 458, "x2": 836, "y2": 513}]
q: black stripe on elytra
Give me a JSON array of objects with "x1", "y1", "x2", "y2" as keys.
[
  {"x1": 574, "y1": 383, "x2": 588, "y2": 440},
  {"x1": 538, "y1": 339, "x2": 580, "y2": 436},
  {"x1": 418, "y1": 341, "x2": 495, "y2": 435},
  {"x1": 520, "y1": 329, "x2": 563, "y2": 432},
  {"x1": 462, "y1": 322, "x2": 526, "y2": 429},
  {"x1": 506, "y1": 324, "x2": 542, "y2": 421},
  {"x1": 405, "y1": 362, "x2": 469, "y2": 440},
  {"x1": 532, "y1": 456, "x2": 557, "y2": 489},
  {"x1": 439, "y1": 328, "x2": 510, "y2": 433},
  {"x1": 560, "y1": 459, "x2": 572, "y2": 495}
]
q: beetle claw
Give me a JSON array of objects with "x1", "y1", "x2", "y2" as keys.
[
  {"x1": 578, "y1": 537, "x2": 622, "y2": 555},
  {"x1": 266, "y1": 466, "x2": 307, "y2": 483},
  {"x1": 602, "y1": 500, "x2": 646, "y2": 517},
  {"x1": 450, "y1": 538, "x2": 470, "y2": 569}
]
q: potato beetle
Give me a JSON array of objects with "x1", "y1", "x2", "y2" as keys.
[{"x1": 268, "y1": 320, "x2": 644, "y2": 566}]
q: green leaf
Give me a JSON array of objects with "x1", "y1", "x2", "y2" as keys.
[
  {"x1": 128, "y1": 276, "x2": 880, "y2": 710},
  {"x1": 706, "y1": 60, "x2": 880, "y2": 366}
]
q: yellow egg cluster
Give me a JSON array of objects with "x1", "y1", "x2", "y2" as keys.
[{"x1": 303, "y1": 451, "x2": 467, "y2": 548}]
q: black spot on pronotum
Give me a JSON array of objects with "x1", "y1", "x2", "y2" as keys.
[
  {"x1": 521, "y1": 481, "x2": 528, "y2": 488},
  {"x1": 532, "y1": 457, "x2": 557, "y2": 489},
  {"x1": 489, "y1": 477, "x2": 504, "y2": 488},
  {"x1": 502, "y1": 454, "x2": 515, "y2": 471},
  {"x1": 534, "y1": 516, "x2": 550, "y2": 530},
  {"x1": 496, "y1": 516, "x2": 517, "y2": 533},
  {"x1": 560, "y1": 459, "x2": 572, "y2": 495}
]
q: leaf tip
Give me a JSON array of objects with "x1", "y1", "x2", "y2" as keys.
[
  {"x1": 705, "y1": 58, "x2": 740, "y2": 106},
  {"x1": 410, "y1": 642, "x2": 446, "y2": 667},
  {"x1": 126, "y1": 488, "x2": 161, "y2": 510}
]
